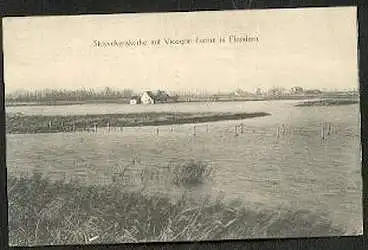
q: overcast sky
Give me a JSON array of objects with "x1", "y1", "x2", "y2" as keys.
[{"x1": 3, "y1": 7, "x2": 358, "y2": 94}]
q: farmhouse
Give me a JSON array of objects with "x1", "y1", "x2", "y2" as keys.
[
  {"x1": 141, "y1": 91, "x2": 156, "y2": 104},
  {"x1": 140, "y1": 90, "x2": 172, "y2": 104}
]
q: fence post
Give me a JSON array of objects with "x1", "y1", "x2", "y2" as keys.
[
  {"x1": 206, "y1": 125, "x2": 209, "y2": 133},
  {"x1": 321, "y1": 124, "x2": 325, "y2": 141},
  {"x1": 107, "y1": 122, "x2": 110, "y2": 132},
  {"x1": 234, "y1": 125, "x2": 238, "y2": 136},
  {"x1": 94, "y1": 123, "x2": 98, "y2": 133},
  {"x1": 276, "y1": 127, "x2": 280, "y2": 139},
  {"x1": 193, "y1": 125, "x2": 196, "y2": 136},
  {"x1": 72, "y1": 121, "x2": 76, "y2": 132},
  {"x1": 156, "y1": 128, "x2": 160, "y2": 135},
  {"x1": 240, "y1": 123, "x2": 244, "y2": 134},
  {"x1": 48, "y1": 120, "x2": 52, "y2": 129}
]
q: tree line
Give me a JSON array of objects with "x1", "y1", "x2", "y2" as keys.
[{"x1": 5, "y1": 87, "x2": 136, "y2": 103}]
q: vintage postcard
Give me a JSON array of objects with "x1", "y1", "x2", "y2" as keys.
[{"x1": 3, "y1": 6, "x2": 362, "y2": 247}]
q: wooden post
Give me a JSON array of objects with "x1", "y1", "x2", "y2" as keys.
[
  {"x1": 94, "y1": 123, "x2": 98, "y2": 133},
  {"x1": 276, "y1": 127, "x2": 280, "y2": 139},
  {"x1": 72, "y1": 121, "x2": 76, "y2": 132},
  {"x1": 193, "y1": 125, "x2": 196, "y2": 136},
  {"x1": 321, "y1": 124, "x2": 325, "y2": 140},
  {"x1": 48, "y1": 120, "x2": 52, "y2": 129},
  {"x1": 240, "y1": 123, "x2": 244, "y2": 134},
  {"x1": 234, "y1": 125, "x2": 238, "y2": 136},
  {"x1": 107, "y1": 123, "x2": 110, "y2": 132},
  {"x1": 206, "y1": 125, "x2": 209, "y2": 133},
  {"x1": 327, "y1": 123, "x2": 332, "y2": 135},
  {"x1": 156, "y1": 128, "x2": 160, "y2": 135}
]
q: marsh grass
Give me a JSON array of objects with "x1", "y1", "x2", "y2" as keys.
[
  {"x1": 295, "y1": 99, "x2": 359, "y2": 107},
  {"x1": 169, "y1": 160, "x2": 215, "y2": 186},
  {"x1": 6, "y1": 112, "x2": 270, "y2": 134},
  {"x1": 109, "y1": 159, "x2": 215, "y2": 188},
  {"x1": 7, "y1": 168, "x2": 346, "y2": 247}
]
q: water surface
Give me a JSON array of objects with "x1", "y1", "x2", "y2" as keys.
[{"x1": 6, "y1": 100, "x2": 362, "y2": 234}]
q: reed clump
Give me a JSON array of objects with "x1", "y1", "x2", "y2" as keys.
[{"x1": 169, "y1": 160, "x2": 215, "y2": 186}]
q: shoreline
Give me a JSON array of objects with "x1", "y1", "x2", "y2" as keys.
[
  {"x1": 6, "y1": 111, "x2": 271, "y2": 134},
  {"x1": 5, "y1": 94, "x2": 358, "y2": 107}
]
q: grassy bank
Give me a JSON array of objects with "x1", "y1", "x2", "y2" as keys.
[
  {"x1": 6, "y1": 112, "x2": 270, "y2": 134},
  {"x1": 295, "y1": 99, "x2": 359, "y2": 107},
  {"x1": 8, "y1": 166, "x2": 345, "y2": 247}
]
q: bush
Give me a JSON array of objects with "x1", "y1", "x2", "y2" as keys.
[{"x1": 170, "y1": 160, "x2": 215, "y2": 186}]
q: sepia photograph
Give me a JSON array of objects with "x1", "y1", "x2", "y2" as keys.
[{"x1": 2, "y1": 6, "x2": 362, "y2": 247}]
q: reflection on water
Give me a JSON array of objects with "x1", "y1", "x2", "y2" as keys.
[{"x1": 6, "y1": 101, "x2": 362, "y2": 233}]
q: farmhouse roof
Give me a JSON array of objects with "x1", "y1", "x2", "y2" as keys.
[{"x1": 144, "y1": 91, "x2": 155, "y2": 98}]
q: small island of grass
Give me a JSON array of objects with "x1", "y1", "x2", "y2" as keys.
[
  {"x1": 295, "y1": 99, "x2": 359, "y2": 107},
  {"x1": 6, "y1": 111, "x2": 271, "y2": 134}
]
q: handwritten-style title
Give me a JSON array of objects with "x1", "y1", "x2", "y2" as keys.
[{"x1": 91, "y1": 34, "x2": 259, "y2": 48}]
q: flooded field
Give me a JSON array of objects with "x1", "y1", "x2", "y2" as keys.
[
  {"x1": 6, "y1": 99, "x2": 320, "y2": 116},
  {"x1": 6, "y1": 100, "x2": 362, "y2": 234}
]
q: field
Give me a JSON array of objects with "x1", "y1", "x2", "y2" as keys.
[{"x1": 6, "y1": 99, "x2": 363, "y2": 246}]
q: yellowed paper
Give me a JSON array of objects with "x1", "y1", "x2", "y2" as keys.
[{"x1": 3, "y1": 7, "x2": 362, "y2": 247}]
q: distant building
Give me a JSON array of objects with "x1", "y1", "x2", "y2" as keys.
[
  {"x1": 155, "y1": 90, "x2": 171, "y2": 103},
  {"x1": 141, "y1": 91, "x2": 156, "y2": 104},
  {"x1": 290, "y1": 87, "x2": 304, "y2": 95},
  {"x1": 140, "y1": 90, "x2": 172, "y2": 104},
  {"x1": 129, "y1": 96, "x2": 141, "y2": 104},
  {"x1": 232, "y1": 89, "x2": 255, "y2": 97}
]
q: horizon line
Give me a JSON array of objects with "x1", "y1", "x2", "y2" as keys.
[{"x1": 5, "y1": 86, "x2": 359, "y2": 94}]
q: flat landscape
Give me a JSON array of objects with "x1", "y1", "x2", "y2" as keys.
[
  {"x1": 6, "y1": 98, "x2": 362, "y2": 246},
  {"x1": 3, "y1": 6, "x2": 360, "y2": 247}
]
